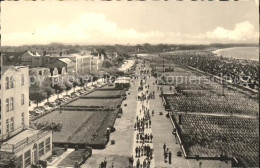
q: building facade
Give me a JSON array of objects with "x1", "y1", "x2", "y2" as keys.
[{"x1": 0, "y1": 66, "x2": 52, "y2": 168}]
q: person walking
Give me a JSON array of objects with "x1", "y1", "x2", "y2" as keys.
[
  {"x1": 163, "y1": 143, "x2": 166, "y2": 152},
  {"x1": 135, "y1": 147, "x2": 138, "y2": 157},
  {"x1": 129, "y1": 155, "x2": 134, "y2": 167},
  {"x1": 136, "y1": 159, "x2": 140, "y2": 168},
  {"x1": 164, "y1": 150, "x2": 168, "y2": 163},
  {"x1": 104, "y1": 157, "x2": 107, "y2": 168},
  {"x1": 169, "y1": 151, "x2": 172, "y2": 164}
]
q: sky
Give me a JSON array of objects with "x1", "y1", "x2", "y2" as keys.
[{"x1": 1, "y1": 1, "x2": 259, "y2": 46}]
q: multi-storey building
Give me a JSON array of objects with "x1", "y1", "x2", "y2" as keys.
[{"x1": 0, "y1": 65, "x2": 52, "y2": 168}]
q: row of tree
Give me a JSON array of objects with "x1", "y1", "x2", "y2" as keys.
[{"x1": 29, "y1": 78, "x2": 85, "y2": 107}]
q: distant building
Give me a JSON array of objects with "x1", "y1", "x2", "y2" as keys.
[
  {"x1": 0, "y1": 66, "x2": 52, "y2": 168},
  {"x1": 47, "y1": 58, "x2": 75, "y2": 75},
  {"x1": 21, "y1": 51, "x2": 43, "y2": 67}
]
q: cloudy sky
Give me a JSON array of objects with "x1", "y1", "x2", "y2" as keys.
[{"x1": 1, "y1": 1, "x2": 259, "y2": 46}]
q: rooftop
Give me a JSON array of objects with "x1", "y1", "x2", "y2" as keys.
[
  {"x1": 30, "y1": 67, "x2": 49, "y2": 71},
  {"x1": 59, "y1": 58, "x2": 75, "y2": 64},
  {"x1": 2, "y1": 129, "x2": 39, "y2": 145}
]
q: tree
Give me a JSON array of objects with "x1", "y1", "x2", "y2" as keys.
[
  {"x1": 65, "y1": 82, "x2": 73, "y2": 95},
  {"x1": 29, "y1": 91, "x2": 47, "y2": 107},
  {"x1": 102, "y1": 60, "x2": 113, "y2": 68},
  {"x1": 78, "y1": 78, "x2": 85, "y2": 89},
  {"x1": 53, "y1": 83, "x2": 66, "y2": 98},
  {"x1": 44, "y1": 86, "x2": 55, "y2": 102},
  {"x1": 73, "y1": 81, "x2": 79, "y2": 92}
]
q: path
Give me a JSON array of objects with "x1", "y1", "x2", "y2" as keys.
[{"x1": 132, "y1": 61, "x2": 155, "y2": 168}]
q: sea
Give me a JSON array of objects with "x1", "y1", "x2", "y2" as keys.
[{"x1": 212, "y1": 47, "x2": 259, "y2": 61}]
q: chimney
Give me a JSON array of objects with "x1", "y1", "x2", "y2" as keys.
[{"x1": 179, "y1": 114, "x2": 182, "y2": 125}]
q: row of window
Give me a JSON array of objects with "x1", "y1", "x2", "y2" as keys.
[
  {"x1": 5, "y1": 75, "x2": 25, "y2": 89},
  {"x1": 17, "y1": 137, "x2": 51, "y2": 168},
  {"x1": 6, "y1": 113, "x2": 24, "y2": 133},
  {"x1": 5, "y1": 94, "x2": 24, "y2": 112}
]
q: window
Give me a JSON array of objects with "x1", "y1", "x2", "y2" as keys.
[
  {"x1": 5, "y1": 77, "x2": 9, "y2": 89},
  {"x1": 10, "y1": 117, "x2": 14, "y2": 131},
  {"x1": 24, "y1": 150, "x2": 31, "y2": 167},
  {"x1": 22, "y1": 113, "x2": 24, "y2": 125},
  {"x1": 45, "y1": 137, "x2": 51, "y2": 153},
  {"x1": 39, "y1": 141, "x2": 44, "y2": 157},
  {"x1": 17, "y1": 155, "x2": 23, "y2": 168},
  {"x1": 5, "y1": 98, "x2": 9, "y2": 112},
  {"x1": 10, "y1": 76, "x2": 14, "y2": 88},
  {"x1": 21, "y1": 94, "x2": 25, "y2": 105},
  {"x1": 6, "y1": 119, "x2": 9, "y2": 133},
  {"x1": 21, "y1": 74, "x2": 25, "y2": 85},
  {"x1": 10, "y1": 97, "x2": 14, "y2": 110}
]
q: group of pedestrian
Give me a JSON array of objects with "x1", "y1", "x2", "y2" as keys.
[
  {"x1": 136, "y1": 133, "x2": 153, "y2": 143},
  {"x1": 135, "y1": 144, "x2": 153, "y2": 158},
  {"x1": 134, "y1": 63, "x2": 154, "y2": 168},
  {"x1": 163, "y1": 143, "x2": 172, "y2": 164},
  {"x1": 134, "y1": 112, "x2": 152, "y2": 133},
  {"x1": 136, "y1": 157, "x2": 151, "y2": 168}
]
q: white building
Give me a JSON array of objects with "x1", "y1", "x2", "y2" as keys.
[{"x1": 0, "y1": 66, "x2": 52, "y2": 168}]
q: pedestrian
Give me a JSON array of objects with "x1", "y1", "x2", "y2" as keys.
[
  {"x1": 137, "y1": 159, "x2": 140, "y2": 168},
  {"x1": 169, "y1": 151, "x2": 172, "y2": 164},
  {"x1": 104, "y1": 157, "x2": 107, "y2": 168},
  {"x1": 149, "y1": 120, "x2": 151, "y2": 128},
  {"x1": 138, "y1": 146, "x2": 141, "y2": 157},
  {"x1": 101, "y1": 161, "x2": 104, "y2": 168},
  {"x1": 135, "y1": 147, "x2": 138, "y2": 157},
  {"x1": 143, "y1": 159, "x2": 147, "y2": 168},
  {"x1": 163, "y1": 143, "x2": 166, "y2": 152},
  {"x1": 164, "y1": 150, "x2": 168, "y2": 163},
  {"x1": 129, "y1": 155, "x2": 134, "y2": 167}
]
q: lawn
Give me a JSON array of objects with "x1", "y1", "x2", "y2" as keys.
[
  {"x1": 58, "y1": 150, "x2": 87, "y2": 167},
  {"x1": 33, "y1": 110, "x2": 94, "y2": 143}
]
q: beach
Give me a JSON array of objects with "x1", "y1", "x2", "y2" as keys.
[{"x1": 212, "y1": 47, "x2": 259, "y2": 61}]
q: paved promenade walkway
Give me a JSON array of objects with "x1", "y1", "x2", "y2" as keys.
[{"x1": 132, "y1": 80, "x2": 155, "y2": 168}]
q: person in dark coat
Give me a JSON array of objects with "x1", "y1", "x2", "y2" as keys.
[
  {"x1": 135, "y1": 147, "x2": 138, "y2": 157},
  {"x1": 169, "y1": 151, "x2": 172, "y2": 164},
  {"x1": 163, "y1": 143, "x2": 166, "y2": 152},
  {"x1": 136, "y1": 159, "x2": 140, "y2": 168},
  {"x1": 104, "y1": 157, "x2": 107, "y2": 168}
]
